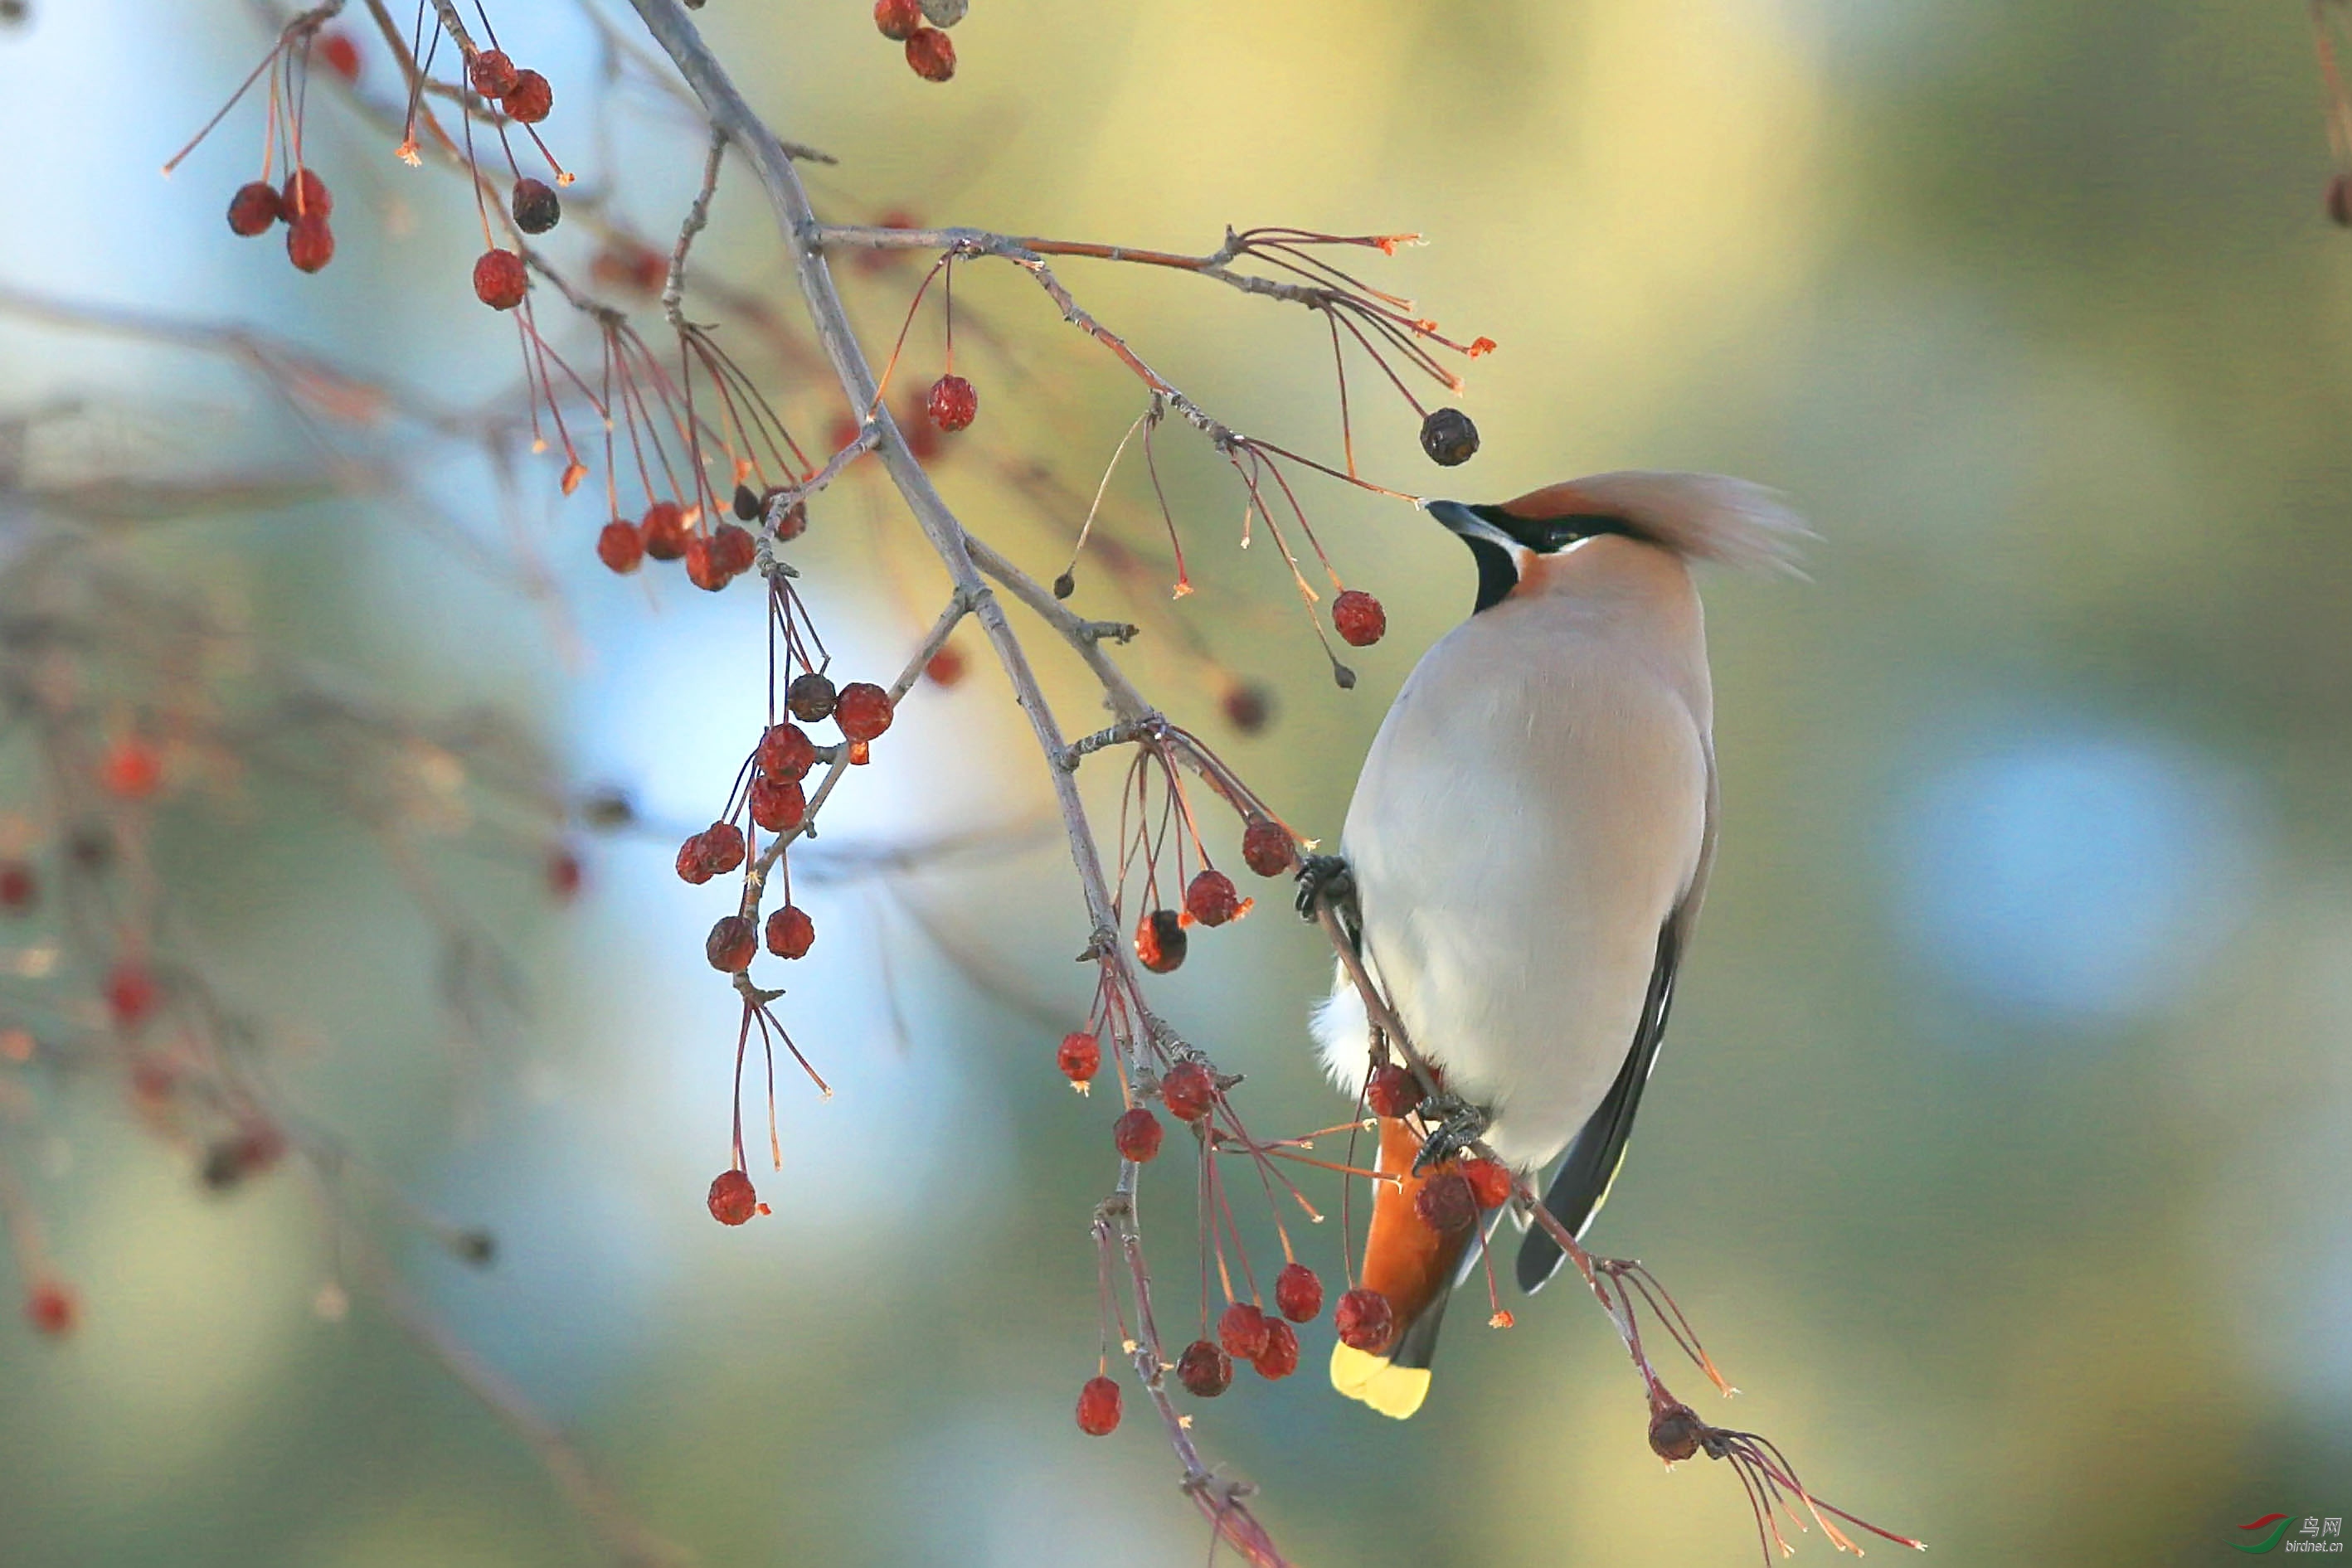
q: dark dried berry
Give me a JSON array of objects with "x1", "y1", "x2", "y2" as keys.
[
  {"x1": 510, "y1": 177, "x2": 561, "y2": 235},
  {"x1": 834, "y1": 682, "x2": 893, "y2": 743},
  {"x1": 227, "y1": 180, "x2": 282, "y2": 236},
  {"x1": 595, "y1": 519, "x2": 644, "y2": 574},
  {"x1": 1332, "y1": 589, "x2": 1386, "y2": 648},
  {"x1": 1184, "y1": 869, "x2": 1242, "y2": 928},
  {"x1": 1135, "y1": 908, "x2": 1187, "y2": 973},
  {"x1": 1240, "y1": 818, "x2": 1295, "y2": 878},
  {"x1": 925, "y1": 373, "x2": 977, "y2": 432},
  {"x1": 1222, "y1": 682, "x2": 1271, "y2": 734},
  {"x1": 1217, "y1": 1301, "x2": 1271, "y2": 1360},
  {"x1": 756, "y1": 722, "x2": 817, "y2": 781},
  {"x1": 1076, "y1": 1374, "x2": 1122, "y2": 1436},
  {"x1": 468, "y1": 47, "x2": 519, "y2": 97},
  {"x1": 1413, "y1": 1171, "x2": 1478, "y2": 1234},
  {"x1": 1420, "y1": 406, "x2": 1480, "y2": 467},
  {"x1": 705, "y1": 914, "x2": 757, "y2": 972},
  {"x1": 765, "y1": 905, "x2": 815, "y2": 959},
  {"x1": 1365, "y1": 1064, "x2": 1422, "y2": 1119},
  {"x1": 501, "y1": 69, "x2": 552, "y2": 124},
  {"x1": 732, "y1": 483, "x2": 761, "y2": 522},
  {"x1": 1160, "y1": 1060, "x2": 1215, "y2": 1122},
  {"x1": 1251, "y1": 1318, "x2": 1300, "y2": 1379},
  {"x1": 1113, "y1": 1105, "x2": 1163, "y2": 1163},
  {"x1": 1052, "y1": 571, "x2": 1076, "y2": 600},
  {"x1": 1650, "y1": 1401, "x2": 1704, "y2": 1464},
  {"x1": 1057, "y1": 1030, "x2": 1101, "y2": 1085},
  {"x1": 1176, "y1": 1338, "x2": 1232, "y2": 1397},
  {"x1": 474, "y1": 248, "x2": 527, "y2": 310},
  {"x1": 748, "y1": 773, "x2": 806, "y2": 834},
  {"x1": 787, "y1": 672, "x2": 838, "y2": 723},
  {"x1": 1334, "y1": 1287, "x2": 1396, "y2": 1352},
  {"x1": 707, "y1": 1168, "x2": 758, "y2": 1226},
  {"x1": 640, "y1": 502, "x2": 688, "y2": 561},
  {"x1": 1273, "y1": 1261, "x2": 1322, "y2": 1323},
  {"x1": 904, "y1": 26, "x2": 955, "y2": 80}
]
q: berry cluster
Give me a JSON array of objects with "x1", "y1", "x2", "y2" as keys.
[
  {"x1": 872, "y1": 0, "x2": 965, "y2": 82},
  {"x1": 167, "y1": 17, "x2": 350, "y2": 274}
]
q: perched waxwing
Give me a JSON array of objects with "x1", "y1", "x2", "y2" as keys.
[{"x1": 1304, "y1": 472, "x2": 1809, "y2": 1420}]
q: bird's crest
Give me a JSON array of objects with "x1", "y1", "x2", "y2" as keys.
[{"x1": 1500, "y1": 471, "x2": 1813, "y2": 576}]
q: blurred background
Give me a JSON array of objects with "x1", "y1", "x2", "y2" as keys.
[{"x1": 1, "y1": 0, "x2": 2348, "y2": 1563}]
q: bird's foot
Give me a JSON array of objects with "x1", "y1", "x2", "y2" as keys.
[
  {"x1": 1411, "y1": 1095, "x2": 1491, "y2": 1175},
  {"x1": 1293, "y1": 853, "x2": 1357, "y2": 926}
]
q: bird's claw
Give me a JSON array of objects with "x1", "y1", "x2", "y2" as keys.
[
  {"x1": 1412, "y1": 1095, "x2": 1491, "y2": 1175},
  {"x1": 1293, "y1": 853, "x2": 1356, "y2": 924}
]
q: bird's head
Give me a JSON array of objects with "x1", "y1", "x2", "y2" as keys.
[{"x1": 1425, "y1": 472, "x2": 1811, "y2": 614}]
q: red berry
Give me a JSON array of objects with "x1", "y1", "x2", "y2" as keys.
[
  {"x1": 1413, "y1": 1171, "x2": 1478, "y2": 1234},
  {"x1": 1240, "y1": 818, "x2": 1295, "y2": 878},
  {"x1": 706, "y1": 914, "x2": 756, "y2": 972},
  {"x1": 925, "y1": 374, "x2": 977, "y2": 432},
  {"x1": 468, "y1": 47, "x2": 519, "y2": 97},
  {"x1": 833, "y1": 682, "x2": 894, "y2": 743},
  {"x1": 226, "y1": 180, "x2": 282, "y2": 236},
  {"x1": 0, "y1": 862, "x2": 35, "y2": 912},
  {"x1": 1332, "y1": 589, "x2": 1386, "y2": 648},
  {"x1": 282, "y1": 167, "x2": 332, "y2": 220},
  {"x1": 702, "y1": 821, "x2": 746, "y2": 874},
  {"x1": 511, "y1": 177, "x2": 561, "y2": 235},
  {"x1": 707, "y1": 1168, "x2": 758, "y2": 1226},
  {"x1": 595, "y1": 518, "x2": 644, "y2": 574},
  {"x1": 1160, "y1": 1060, "x2": 1215, "y2": 1122},
  {"x1": 904, "y1": 26, "x2": 955, "y2": 80},
  {"x1": 474, "y1": 248, "x2": 527, "y2": 310},
  {"x1": 683, "y1": 533, "x2": 732, "y2": 592},
  {"x1": 767, "y1": 493, "x2": 809, "y2": 541},
  {"x1": 1056, "y1": 1030, "x2": 1100, "y2": 1085},
  {"x1": 756, "y1": 722, "x2": 817, "y2": 782},
  {"x1": 925, "y1": 646, "x2": 965, "y2": 686},
  {"x1": 1183, "y1": 868, "x2": 1242, "y2": 928},
  {"x1": 1175, "y1": 1338, "x2": 1232, "y2": 1397},
  {"x1": 641, "y1": 502, "x2": 688, "y2": 561},
  {"x1": 786, "y1": 672, "x2": 838, "y2": 723},
  {"x1": 1461, "y1": 1157, "x2": 1514, "y2": 1211},
  {"x1": 106, "y1": 964, "x2": 157, "y2": 1028},
  {"x1": 1135, "y1": 909, "x2": 1186, "y2": 973},
  {"x1": 1076, "y1": 1374, "x2": 1122, "y2": 1435},
  {"x1": 765, "y1": 905, "x2": 815, "y2": 959},
  {"x1": 873, "y1": 0, "x2": 923, "y2": 40},
  {"x1": 674, "y1": 832, "x2": 716, "y2": 886},
  {"x1": 1334, "y1": 1287, "x2": 1396, "y2": 1352},
  {"x1": 1273, "y1": 1262, "x2": 1323, "y2": 1323},
  {"x1": 318, "y1": 30, "x2": 361, "y2": 81},
  {"x1": 1217, "y1": 1301, "x2": 1271, "y2": 1360},
  {"x1": 501, "y1": 69, "x2": 552, "y2": 124},
  {"x1": 1365, "y1": 1064, "x2": 1422, "y2": 1119},
  {"x1": 286, "y1": 214, "x2": 334, "y2": 273},
  {"x1": 1112, "y1": 1105, "x2": 1163, "y2": 1163},
  {"x1": 547, "y1": 848, "x2": 582, "y2": 901},
  {"x1": 25, "y1": 1281, "x2": 76, "y2": 1337},
  {"x1": 1251, "y1": 1318, "x2": 1299, "y2": 1380},
  {"x1": 712, "y1": 523, "x2": 757, "y2": 577},
  {"x1": 100, "y1": 738, "x2": 161, "y2": 799},
  {"x1": 748, "y1": 774, "x2": 806, "y2": 834},
  {"x1": 1222, "y1": 682, "x2": 1271, "y2": 734}
]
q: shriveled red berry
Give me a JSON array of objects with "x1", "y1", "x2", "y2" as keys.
[
  {"x1": 712, "y1": 523, "x2": 757, "y2": 576},
  {"x1": 474, "y1": 248, "x2": 527, "y2": 311},
  {"x1": 1160, "y1": 1060, "x2": 1215, "y2": 1122},
  {"x1": 1334, "y1": 1286, "x2": 1396, "y2": 1352},
  {"x1": 282, "y1": 167, "x2": 332, "y2": 220},
  {"x1": 1461, "y1": 1157, "x2": 1514, "y2": 1211},
  {"x1": 640, "y1": 502, "x2": 688, "y2": 561},
  {"x1": 767, "y1": 493, "x2": 809, "y2": 541},
  {"x1": 1183, "y1": 869, "x2": 1242, "y2": 928},
  {"x1": 1217, "y1": 1301, "x2": 1271, "y2": 1360},
  {"x1": 1332, "y1": 589, "x2": 1386, "y2": 648},
  {"x1": 318, "y1": 29, "x2": 361, "y2": 81},
  {"x1": 501, "y1": 69, "x2": 552, "y2": 124},
  {"x1": 765, "y1": 905, "x2": 815, "y2": 959},
  {"x1": 1252, "y1": 1318, "x2": 1300, "y2": 1379},
  {"x1": 748, "y1": 774, "x2": 806, "y2": 834},
  {"x1": 1056, "y1": 1030, "x2": 1101, "y2": 1085},
  {"x1": 1135, "y1": 908, "x2": 1186, "y2": 973},
  {"x1": 595, "y1": 518, "x2": 644, "y2": 574},
  {"x1": 1414, "y1": 1171, "x2": 1478, "y2": 1234},
  {"x1": 702, "y1": 821, "x2": 746, "y2": 874},
  {"x1": 683, "y1": 533, "x2": 732, "y2": 592},
  {"x1": 1222, "y1": 682, "x2": 1271, "y2": 734},
  {"x1": 1274, "y1": 1262, "x2": 1322, "y2": 1323},
  {"x1": 707, "y1": 1168, "x2": 758, "y2": 1226},
  {"x1": 1420, "y1": 406, "x2": 1480, "y2": 467},
  {"x1": 786, "y1": 672, "x2": 838, "y2": 723},
  {"x1": 1076, "y1": 1374, "x2": 1122, "y2": 1436},
  {"x1": 1365, "y1": 1064, "x2": 1422, "y2": 1119},
  {"x1": 105, "y1": 964, "x2": 157, "y2": 1027},
  {"x1": 1240, "y1": 818, "x2": 1295, "y2": 878},
  {"x1": 925, "y1": 374, "x2": 977, "y2": 432},
  {"x1": 226, "y1": 180, "x2": 282, "y2": 235},
  {"x1": 925, "y1": 645, "x2": 965, "y2": 686},
  {"x1": 756, "y1": 722, "x2": 817, "y2": 782},
  {"x1": 904, "y1": 26, "x2": 955, "y2": 80},
  {"x1": 0, "y1": 862, "x2": 35, "y2": 912},
  {"x1": 511, "y1": 177, "x2": 561, "y2": 235},
  {"x1": 1176, "y1": 1338, "x2": 1232, "y2": 1397},
  {"x1": 1650, "y1": 1400, "x2": 1704, "y2": 1464},
  {"x1": 100, "y1": 738, "x2": 162, "y2": 799},
  {"x1": 25, "y1": 1281, "x2": 76, "y2": 1337},
  {"x1": 873, "y1": 0, "x2": 923, "y2": 40},
  {"x1": 1113, "y1": 1105, "x2": 1163, "y2": 1163},
  {"x1": 833, "y1": 682, "x2": 894, "y2": 743},
  {"x1": 468, "y1": 47, "x2": 519, "y2": 97},
  {"x1": 674, "y1": 832, "x2": 716, "y2": 885},
  {"x1": 706, "y1": 914, "x2": 756, "y2": 973},
  {"x1": 285, "y1": 215, "x2": 334, "y2": 273}
]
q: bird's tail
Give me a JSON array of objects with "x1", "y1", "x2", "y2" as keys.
[{"x1": 1329, "y1": 1116, "x2": 1475, "y2": 1420}]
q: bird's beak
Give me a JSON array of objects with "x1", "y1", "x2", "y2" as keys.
[{"x1": 1425, "y1": 499, "x2": 1519, "y2": 553}]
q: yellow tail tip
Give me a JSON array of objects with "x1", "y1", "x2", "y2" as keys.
[{"x1": 1329, "y1": 1340, "x2": 1431, "y2": 1420}]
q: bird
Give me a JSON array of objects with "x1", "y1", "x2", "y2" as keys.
[{"x1": 1303, "y1": 471, "x2": 1808, "y2": 1420}]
